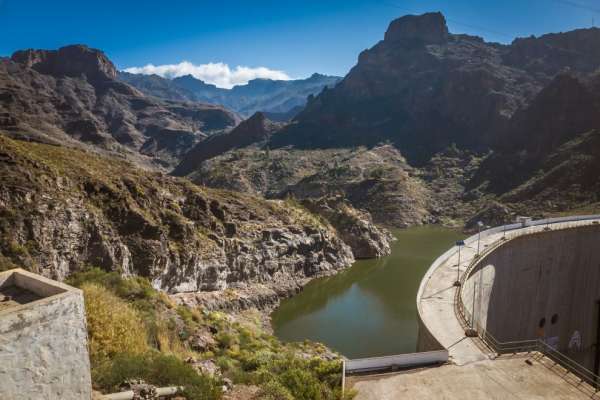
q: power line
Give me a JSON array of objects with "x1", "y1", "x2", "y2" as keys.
[{"x1": 551, "y1": 0, "x2": 600, "y2": 14}]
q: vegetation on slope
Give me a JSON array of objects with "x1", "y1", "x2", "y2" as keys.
[{"x1": 68, "y1": 268, "x2": 353, "y2": 400}]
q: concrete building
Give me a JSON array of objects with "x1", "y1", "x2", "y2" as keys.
[{"x1": 0, "y1": 269, "x2": 92, "y2": 400}]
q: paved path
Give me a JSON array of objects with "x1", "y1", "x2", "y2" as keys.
[{"x1": 350, "y1": 354, "x2": 597, "y2": 400}]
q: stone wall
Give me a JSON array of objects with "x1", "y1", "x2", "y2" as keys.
[{"x1": 0, "y1": 270, "x2": 92, "y2": 400}]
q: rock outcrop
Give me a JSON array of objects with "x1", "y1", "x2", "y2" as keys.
[
  {"x1": 1, "y1": 45, "x2": 240, "y2": 170},
  {"x1": 470, "y1": 73, "x2": 600, "y2": 214},
  {"x1": 12, "y1": 45, "x2": 118, "y2": 82},
  {"x1": 301, "y1": 196, "x2": 393, "y2": 258},
  {"x1": 0, "y1": 135, "x2": 354, "y2": 293}
]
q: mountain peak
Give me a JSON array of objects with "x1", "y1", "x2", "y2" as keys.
[
  {"x1": 384, "y1": 12, "x2": 449, "y2": 45},
  {"x1": 11, "y1": 44, "x2": 117, "y2": 81}
]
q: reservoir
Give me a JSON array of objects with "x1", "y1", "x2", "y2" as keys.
[{"x1": 271, "y1": 226, "x2": 465, "y2": 358}]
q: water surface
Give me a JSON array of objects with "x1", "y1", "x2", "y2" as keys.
[{"x1": 271, "y1": 226, "x2": 464, "y2": 358}]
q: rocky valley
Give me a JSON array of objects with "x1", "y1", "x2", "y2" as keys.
[{"x1": 2, "y1": 8, "x2": 600, "y2": 400}]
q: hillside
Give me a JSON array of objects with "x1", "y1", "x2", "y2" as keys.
[
  {"x1": 175, "y1": 13, "x2": 600, "y2": 226},
  {"x1": 0, "y1": 45, "x2": 240, "y2": 169},
  {"x1": 0, "y1": 135, "x2": 362, "y2": 295},
  {"x1": 120, "y1": 72, "x2": 341, "y2": 118}
]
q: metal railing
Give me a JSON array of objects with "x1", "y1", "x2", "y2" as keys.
[{"x1": 454, "y1": 216, "x2": 600, "y2": 390}]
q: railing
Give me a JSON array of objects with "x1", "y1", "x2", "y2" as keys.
[
  {"x1": 454, "y1": 216, "x2": 600, "y2": 390},
  {"x1": 344, "y1": 350, "x2": 449, "y2": 374}
]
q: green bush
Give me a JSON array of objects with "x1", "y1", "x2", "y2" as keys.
[
  {"x1": 279, "y1": 367, "x2": 330, "y2": 400},
  {"x1": 68, "y1": 268, "x2": 155, "y2": 301},
  {"x1": 258, "y1": 380, "x2": 294, "y2": 400},
  {"x1": 93, "y1": 352, "x2": 222, "y2": 400}
]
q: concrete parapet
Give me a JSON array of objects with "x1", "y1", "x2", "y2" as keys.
[{"x1": 0, "y1": 269, "x2": 92, "y2": 400}]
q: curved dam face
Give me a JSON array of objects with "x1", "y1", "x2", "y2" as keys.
[{"x1": 463, "y1": 225, "x2": 600, "y2": 371}]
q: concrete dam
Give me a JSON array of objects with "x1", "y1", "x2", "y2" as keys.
[
  {"x1": 461, "y1": 224, "x2": 600, "y2": 373},
  {"x1": 350, "y1": 216, "x2": 600, "y2": 399}
]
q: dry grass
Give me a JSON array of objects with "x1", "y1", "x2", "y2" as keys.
[{"x1": 82, "y1": 283, "x2": 149, "y2": 361}]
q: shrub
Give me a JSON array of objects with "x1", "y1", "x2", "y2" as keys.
[
  {"x1": 69, "y1": 268, "x2": 155, "y2": 301},
  {"x1": 93, "y1": 352, "x2": 222, "y2": 400},
  {"x1": 82, "y1": 283, "x2": 149, "y2": 362},
  {"x1": 258, "y1": 380, "x2": 294, "y2": 400},
  {"x1": 279, "y1": 367, "x2": 330, "y2": 400}
]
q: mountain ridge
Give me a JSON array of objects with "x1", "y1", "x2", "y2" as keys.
[
  {"x1": 120, "y1": 71, "x2": 341, "y2": 118},
  {"x1": 1, "y1": 44, "x2": 241, "y2": 170}
]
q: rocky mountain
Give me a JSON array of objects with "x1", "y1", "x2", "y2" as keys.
[
  {"x1": 269, "y1": 12, "x2": 600, "y2": 165},
  {"x1": 0, "y1": 45, "x2": 240, "y2": 169},
  {"x1": 120, "y1": 72, "x2": 341, "y2": 118},
  {"x1": 175, "y1": 13, "x2": 600, "y2": 226},
  {"x1": 0, "y1": 134, "x2": 382, "y2": 297}
]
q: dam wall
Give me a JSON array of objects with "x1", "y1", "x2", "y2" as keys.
[{"x1": 462, "y1": 224, "x2": 600, "y2": 371}]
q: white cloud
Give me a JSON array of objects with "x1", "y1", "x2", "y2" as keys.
[{"x1": 123, "y1": 61, "x2": 291, "y2": 89}]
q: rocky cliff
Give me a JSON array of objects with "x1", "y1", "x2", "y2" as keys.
[
  {"x1": 0, "y1": 135, "x2": 355, "y2": 295},
  {"x1": 1, "y1": 45, "x2": 240, "y2": 170},
  {"x1": 300, "y1": 196, "x2": 393, "y2": 259},
  {"x1": 176, "y1": 13, "x2": 600, "y2": 226}
]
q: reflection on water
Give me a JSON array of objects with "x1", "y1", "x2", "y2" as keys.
[{"x1": 271, "y1": 226, "x2": 465, "y2": 358}]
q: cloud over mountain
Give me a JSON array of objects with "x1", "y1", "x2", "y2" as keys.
[{"x1": 123, "y1": 61, "x2": 291, "y2": 89}]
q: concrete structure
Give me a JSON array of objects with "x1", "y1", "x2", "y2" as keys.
[
  {"x1": 350, "y1": 354, "x2": 596, "y2": 400},
  {"x1": 462, "y1": 224, "x2": 600, "y2": 373},
  {"x1": 351, "y1": 216, "x2": 600, "y2": 399},
  {"x1": 0, "y1": 269, "x2": 92, "y2": 400},
  {"x1": 416, "y1": 215, "x2": 600, "y2": 366}
]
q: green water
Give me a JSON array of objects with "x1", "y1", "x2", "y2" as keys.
[{"x1": 271, "y1": 226, "x2": 464, "y2": 359}]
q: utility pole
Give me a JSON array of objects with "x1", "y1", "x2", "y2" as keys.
[
  {"x1": 476, "y1": 221, "x2": 483, "y2": 256},
  {"x1": 454, "y1": 240, "x2": 465, "y2": 287}
]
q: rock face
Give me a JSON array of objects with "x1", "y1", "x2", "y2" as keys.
[
  {"x1": 384, "y1": 12, "x2": 449, "y2": 44},
  {"x1": 1, "y1": 45, "x2": 240, "y2": 170},
  {"x1": 12, "y1": 45, "x2": 118, "y2": 82},
  {"x1": 174, "y1": 112, "x2": 282, "y2": 176},
  {"x1": 0, "y1": 135, "x2": 354, "y2": 293},
  {"x1": 269, "y1": 12, "x2": 600, "y2": 164},
  {"x1": 301, "y1": 196, "x2": 393, "y2": 259},
  {"x1": 119, "y1": 72, "x2": 341, "y2": 118}
]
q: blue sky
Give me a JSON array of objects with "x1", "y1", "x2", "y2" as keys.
[{"x1": 0, "y1": 0, "x2": 598, "y2": 86}]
